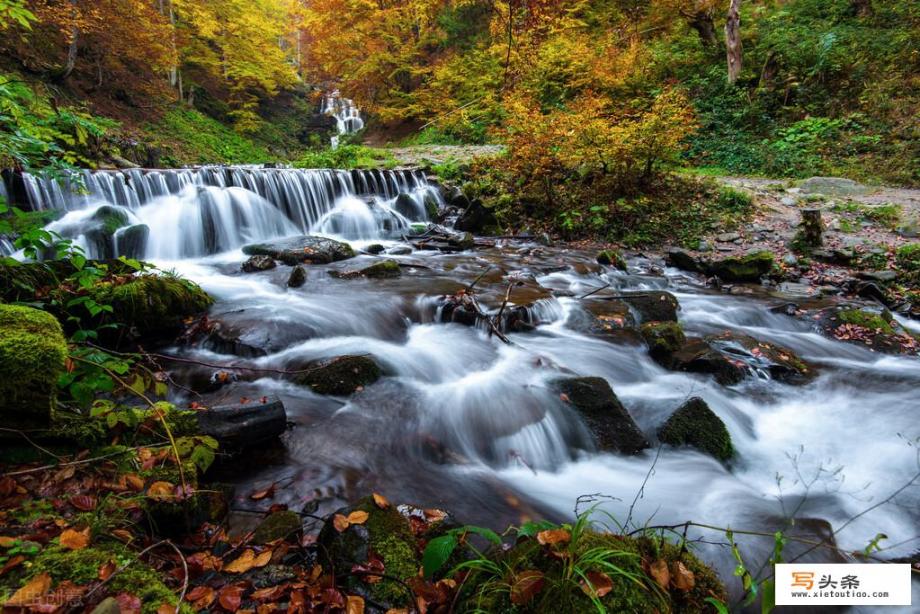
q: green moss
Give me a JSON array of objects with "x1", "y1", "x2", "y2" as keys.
[
  {"x1": 356, "y1": 498, "x2": 419, "y2": 605},
  {"x1": 147, "y1": 106, "x2": 272, "y2": 166},
  {"x1": 896, "y1": 243, "x2": 920, "y2": 272},
  {"x1": 360, "y1": 259, "x2": 401, "y2": 279},
  {"x1": 92, "y1": 274, "x2": 212, "y2": 336},
  {"x1": 837, "y1": 309, "x2": 894, "y2": 334},
  {"x1": 641, "y1": 321, "x2": 686, "y2": 363},
  {"x1": 706, "y1": 250, "x2": 775, "y2": 282},
  {"x1": 0, "y1": 305, "x2": 67, "y2": 428},
  {"x1": 658, "y1": 397, "x2": 733, "y2": 462},
  {"x1": 597, "y1": 249, "x2": 627, "y2": 271},
  {"x1": 253, "y1": 510, "x2": 302, "y2": 544}
]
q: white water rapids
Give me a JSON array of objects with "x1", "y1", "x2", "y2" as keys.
[{"x1": 11, "y1": 167, "x2": 920, "y2": 608}]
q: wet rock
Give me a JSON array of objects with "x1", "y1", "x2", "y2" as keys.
[
  {"x1": 671, "y1": 338, "x2": 746, "y2": 385},
  {"x1": 385, "y1": 245, "x2": 412, "y2": 255},
  {"x1": 242, "y1": 254, "x2": 277, "y2": 273},
  {"x1": 287, "y1": 265, "x2": 307, "y2": 288},
  {"x1": 641, "y1": 321, "x2": 686, "y2": 365},
  {"x1": 409, "y1": 224, "x2": 475, "y2": 252},
  {"x1": 196, "y1": 396, "x2": 287, "y2": 451},
  {"x1": 116, "y1": 224, "x2": 149, "y2": 259},
  {"x1": 811, "y1": 248, "x2": 856, "y2": 266},
  {"x1": 454, "y1": 199, "x2": 499, "y2": 234},
  {"x1": 716, "y1": 232, "x2": 741, "y2": 242},
  {"x1": 0, "y1": 305, "x2": 67, "y2": 430},
  {"x1": 204, "y1": 312, "x2": 318, "y2": 357},
  {"x1": 393, "y1": 193, "x2": 419, "y2": 218},
  {"x1": 858, "y1": 270, "x2": 897, "y2": 283},
  {"x1": 596, "y1": 249, "x2": 627, "y2": 271},
  {"x1": 252, "y1": 510, "x2": 302, "y2": 544},
  {"x1": 620, "y1": 291, "x2": 680, "y2": 323},
  {"x1": 706, "y1": 332, "x2": 814, "y2": 384},
  {"x1": 658, "y1": 397, "x2": 733, "y2": 462},
  {"x1": 243, "y1": 235, "x2": 355, "y2": 265},
  {"x1": 817, "y1": 307, "x2": 918, "y2": 354},
  {"x1": 292, "y1": 355, "x2": 383, "y2": 395},
  {"x1": 364, "y1": 243, "x2": 386, "y2": 255},
  {"x1": 667, "y1": 249, "x2": 775, "y2": 282},
  {"x1": 782, "y1": 253, "x2": 798, "y2": 267},
  {"x1": 552, "y1": 377, "x2": 649, "y2": 454},
  {"x1": 330, "y1": 259, "x2": 401, "y2": 279}
]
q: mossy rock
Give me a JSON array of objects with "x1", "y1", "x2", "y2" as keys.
[
  {"x1": 597, "y1": 249, "x2": 627, "y2": 271},
  {"x1": 318, "y1": 497, "x2": 419, "y2": 606},
  {"x1": 90, "y1": 205, "x2": 131, "y2": 234},
  {"x1": 819, "y1": 307, "x2": 917, "y2": 354},
  {"x1": 459, "y1": 530, "x2": 726, "y2": 613},
  {"x1": 91, "y1": 274, "x2": 212, "y2": 339},
  {"x1": 706, "y1": 250, "x2": 775, "y2": 282},
  {"x1": 253, "y1": 510, "x2": 302, "y2": 544},
  {"x1": 330, "y1": 259, "x2": 401, "y2": 279},
  {"x1": 293, "y1": 355, "x2": 383, "y2": 395},
  {"x1": 620, "y1": 291, "x2": 680, "y2": 323},
  {"x1": 641, "y1": 321, "x2": 686, "y2": 365},
  {"x1": 0, "y1": 305, "x2": 67, "y2": 429},
  {"x1": 658, "y1": 397, "x2": 733, "y2": 462},
  {"x1": 552, "y1": 377, "x2": 649, "y2": 454}
]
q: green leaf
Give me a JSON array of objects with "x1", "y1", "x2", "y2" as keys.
[
  {"x1": 422, "y1": 534, "x2": 458, "y2": 579},
  {"x1": 761, "y1": 579, "x2": 776, "y2": 614},
  {"x1": 462, "y1": 525, "x2": 502, "y2": 545},
  {"x1": 704, "y1": 597, "x2": 730, "y2": 614}
]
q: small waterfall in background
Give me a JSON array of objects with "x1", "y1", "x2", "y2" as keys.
[
  {"x1": 322, "y1": 91, "x2": 364, "y2": 148},
  {"x1": 9, "y1": 166, "x2": 440, "y2": 259}
]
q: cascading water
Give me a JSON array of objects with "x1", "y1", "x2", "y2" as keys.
[
  {"x1": 12, "y1": 166, "x2": 920, "y2": 606},
  {"x1": 322, "y1": 90, "x2": 364, "y2": 148},
  {"x1": 12, "y1": 166, "x2": 441, "y2": 259}
]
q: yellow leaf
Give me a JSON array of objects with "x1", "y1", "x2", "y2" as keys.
[
  {"x1": 7, "y1": 572, "x2": 52, "y2": 605},
  {"x1": 60, "y1": 527, "x2": 91, "y2": 550},
  {"x1": 346, "y1": 595, "x2": 365, "y2": 614},
  {"x1": 536, "y1": 528, "x2": 570, "y2": 545},
  {"x1": 252, "y1": 549, "x2": 272, "y2": 568},
  {"x1": 333, "y1": 514, "x2": 350, "y2": 533},
  {"x1": 224, "y1": 549, "x2": 257, "y2": 574},
  {"x1": 346, "y1": 511, "x2": 369, "y2": 525},
  {"x1": 147, "y1": 481, "x2": 175, "y2": 501},
  {"x1": 372, "y1": 493, "x2": 389, "y2": 509}
]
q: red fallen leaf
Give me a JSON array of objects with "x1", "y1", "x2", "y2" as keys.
[
  {"x1": 0, "y1": 477, "x2": 17, "y2": 497},
  {"x1": 260, "y1": 396, "x2": 268, "y2": 404},
  {"x1": 320, "y1": 587, "x2": 345, "y2": 609},
  {"x1": 580, "y1": 570, "x2": 613, "y2": 598},
  {"x1": 240, "y1": 397, "x2": 250, "y2": 405},
  {"x1": 251, "y1": 584, "x2": 287, "y2": 601},
  {"x1": 288, "y1": 590, "x2": 306, "y2": 613},
  {"x1": 510, "y1": 570, "x2": 545, "y2": 605},
  {"x1": 70, "y1": 494, "x2": 96, "y2": 511},
  {"x1": 125, "y1": 474, "x2": 145, "y2": 491},
  {"x1": 218, "y1": 585, "x2": 245, "y2": 611},
  {"x1": 116, "y1": 592, "x2": 142, "y2": 614},
  {"x1": 559, "y1": 392, "x2": 571, "y2": 403},
  {"x1": 98, "y1": 560, "x2": 117, "y2": 580},
  {"x1": 423, "y1": 509, "x2": 447, "y2": 523},
  {"x1": 189, "y1": 401, "x2": 204, "y2": 410},
  {"x1": 250, "y1": 483, "x2": 277, "y2": 501}
]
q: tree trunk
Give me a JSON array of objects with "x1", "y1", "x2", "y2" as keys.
[
  {"x1": 725, "y1": 0, "x2": 742, "y2": 84},
  {"x1": 60, "y1": 0, "x2": 80, "y2": 81},
  {"x1": 686, "y1": 10, "x2": 717, "y2": 48},
  {"x1": 800, "y1": 208, "x2": 824, "y2": 248}
]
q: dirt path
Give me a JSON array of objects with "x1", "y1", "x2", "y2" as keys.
[{"x1": 383, "y1": 144, "x2": 503, "y2": 167}]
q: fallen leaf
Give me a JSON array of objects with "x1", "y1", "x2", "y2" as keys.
[
  {"x1": 147, "y1": 481, "x2": 175, "y2": 501},
  {"x1": 536, "y1": 528, "x2": 571, "y2": 545},
  {"x1": 346, "y1": 595, "x2": 365, "y2": 614},
  {"x1": 372, "y1": 493, "x2": 390, "y2": 509},
  {"x1": 649, "y1": 559, "x2": 670, "y2": 589},
  {"x1": 6, "y1": 572, "x2": 51, "y2": 605},
  {"x1": 0, "y1": 536, "x2": 15, "y2": 547},
  {"x1": 333, "y1": 514, "x2": 350, "y2": 533},
  {"x1": 250, "y1": 483, "x2": 276, "y2": 501},
  {"x1": 0, "y1": 554, "x2": 26, "y2": 576},
  {"x1": 423, "y1": 509, "x2": 447, "y2": 523},
  {"x1": 580, "y1": 570, "x2": 613, "y2": 598},
  {"x1": 671, "y1": 561, "x2": 695, "y2": 591},
  {"x1": 125, "y1": 474, "x2": 145, "y2": 491},
  {"x1": 60, "y1": 527, "x2": 91, "y2": 550},
  {"x1": 251, "y1": 585, "x2": 286, "y2": 602},
  {"x1": 156, "y1": 604, "x2": 174, "y2": 614},
  {"x1": 219, "y1": 585, "x2": 245, "y2": 611},
  {"x1": 225, "y1": 549, "x2": 258, "y2": 574},
  {"x1": 111, "y1": 529, "x2": 134, "y2": 544},
  {"x1": 116, "y1": 593, "x2": 142, "y2": 614},
  {"x1": 98, "y1": 560, "x2": 117, "y2": 580},
  {"x1": 347, "y1": 511, "x2": 369, "y2": 525},
  {"x1": 70, "y1": 495, "x2": 96, "y2": 511},
  {"x1": 253, "y1": 549, "x2": 272, "y2": 568},
  {"x1": 186, "y1": 585, "x2": 216, "y2": 610},
  {"x1": 510, "y1": 570, "x2": 545, "y2": 605}
]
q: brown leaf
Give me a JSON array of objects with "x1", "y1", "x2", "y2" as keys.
[
  {"x1": 125, "y1": 474, "x2": 145, "y2": 492},
  {"x1": 0, "y1": 536, "x2": 16, "y2": 547},
  {"x1": 186, "y1": 585, "x2": 216, "y2": 610},
  {"x1": 70, "y1": 495, "x2": 96, "y2": 511},
  {"x1": 536, "y1": 528, "x2": 571, "y2": 545},
  {"x1": 510, "y1": 570, "x2": 545, "y2": 605},
  {"x1": 111, "y1": 529, "x2": 134, "y2": 544},
  {"x1": 0, "y1": 555, "x2": 26, "y2": 576},
  {"x1": 346, "y1": 511, "x2": 369, "y2": 525},
  {"x1": 333, "y1": 514, "x2": 350, "y2": 533},
  {"x1": 253, "y1": 549, "x2": 272, "y2": 568},
  {"x1": 346, "y1": 595, "x2": 365, "y2": 614},
  {"x1": 251, "y1": 585, "x2": 286, "y2": 602},
  {"x1": 6, "y1": 572, "x2": 52, "y2": 605},
  {"x1": 225, "y1": 549, "x2": 258, "y2": 574},
  {"x1": 372, "y1": 493, "x2": 390, "y2": 509},
  {"x1": 250, "y1": 483, "x2": 277, "y2": 501},
  {"x1": 648, "y1": 559, "x2": 670, "y2": 589},
  {"x1": 147, "y1": 481, "x2": 175, "y2": 501},
  {"x1": 156, "y1": 604, "x2": 174, "y2": 614},
  {"x1": 60, "y1": 527, "x2": 91, "y2": 550},
  {"x1": 98, "y1": 560, "x2": 117, "y2": 580},
  {"x1": 219, "y1": 585, "x2": 245, "y2": 612},
  {"x1": 116, "y1": 593, "x2": 142, "y2": 614},
  {"x1": 580, "y1": 570, "x2": 613, "y2": 598},
  {"x1": 423, "y1": 509, "x2": 447, "y2": 523},
  {"x1": 671, "y1": 561, "x2": 695, "y2": 591}
]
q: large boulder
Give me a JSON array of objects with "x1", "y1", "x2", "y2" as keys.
[
  {"x1": 658, "y1": 397, "x2": 733, "y2": 462},
  {"x1": 817, "y1": 307, "x2": 919, "y2": 355},
  {"x1": 641, "y1": 321, "x2": 686, "y2": 365},
  {"x1": 552, "y1": 377, "x2": 649, "y2": 454},
  {"x1": 0, "y1": 305, "x2": 67, "y2": 429},
  {"x1": 196, "y1": 396, "x2": 287, "y2": 451},
  {"x1": 620, "y1": 291, "x2": 680, "y2": 323},
  {"x1": 292, "y1": 355, "x2": 383, "y2": 395},
  {"x1": 115, "y1": 224, "x2": 149, "y2": 259},
  {"x1": 454, "y1": 199, "x2": 499, "y2": 234},
  {"x1": 242, "y1": 235, "x2": 356, "y2": 265},
  {"x1": 252, "y1": 510, "x2": 303, "y2": 544},
  {"x1": 670, "y1": 338, "x2": 747, "y2": 385}
]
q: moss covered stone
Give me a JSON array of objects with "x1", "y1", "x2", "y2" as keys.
[
  {"x1": 597, "y1": 249, "x2": 627, "y2": 271},
  {"x1": 641, "y1": 321, "x2": 686, "y2": 365},
  {"x1": 91, "y1": 274, "x2": 212, "y2": 338},
  {"x1": 621, "y1": 291, "x2": 680, "y2": 323},
  {"x1": 837, "y1": 309, "x2": 894, "y2": 333},
  {"x1": 658, "y1": 397, "x2": 733, "y2": 462},
  {"x1": 253, "y1": 510, "x2": 303, "y2": 544},
  {"x1": 0, "y1": 305, "x2": 67, "y2": 429},
  {"x1": 706, "y1": 250, "x2": 775, "y2": 282},
  {"x1": 293, "y1": 355, "x2": 383, "y2": 395},
  {"x1": 552, "y1": 377, "x2": 649, "y2": 454},
  {"x1": 330, "y1": 259, "x2": 401, "y2": 279}
]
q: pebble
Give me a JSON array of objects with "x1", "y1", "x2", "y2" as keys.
[
  {"x1": 716, "y1": 232, "x2": 741, "y2": 242},
  {"x1": 782, "y1": 254, "x2": 798, "y2": 266},
  {"x1": 781, "y1": 197, "x2": 797, "y2": 206}
]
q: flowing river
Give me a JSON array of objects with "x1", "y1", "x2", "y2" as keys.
[{"x1": 11, "y1": 166, "x2": 920, "y2": 606}]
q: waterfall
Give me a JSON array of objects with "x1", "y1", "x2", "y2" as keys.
[
  {"x1": 11, "y1": 166, "x2": 442, "y2": 260},
  {"x1": 322, "y1": 91, "x2": 364, "y2": 148}
]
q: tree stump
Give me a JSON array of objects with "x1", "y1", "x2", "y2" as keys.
[{"x1": 800, "y1": 208, "x2": 823, "y2": 247}]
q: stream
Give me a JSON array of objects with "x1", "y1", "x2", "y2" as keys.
[{"x1": 11, "y1": 166, "x2": 920, "y2": 606}]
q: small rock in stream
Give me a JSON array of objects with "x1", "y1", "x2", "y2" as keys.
[{"x1": 242, "y1": 254, "x2": 277, "y2": 272}]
